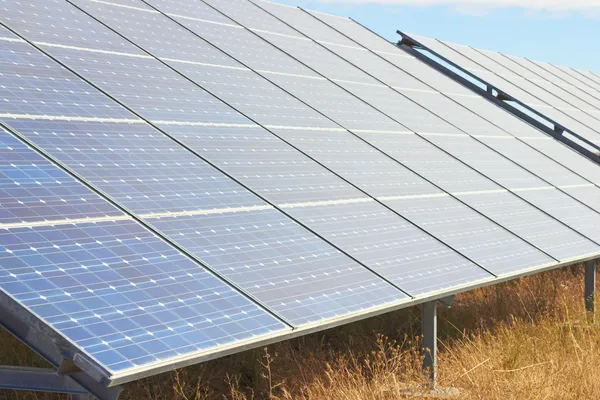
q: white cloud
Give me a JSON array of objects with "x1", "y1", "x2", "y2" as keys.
[{"x1": 311, "y1": 0, "x2": 600, "y2": 12}]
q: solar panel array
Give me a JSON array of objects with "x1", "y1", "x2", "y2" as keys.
[
  {"x1": 410, "y1": 35, "x2": 600, "y2": 148},
  {"x1": 1, "y1": 0, "x2": 600, "y2": 388}
]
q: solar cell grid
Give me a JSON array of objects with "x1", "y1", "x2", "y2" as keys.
[
  {"x1": 384, "y1": 195, "x2": 555, "y2": 276},
  {"x1": 450, "y1": 191, "x2": 600, "y2": 261},
  {"x1": 412, "y1": 36, "x2": 555, "y2": 107},
  {"x1": 573, "y1": 69, "x2": 600, "y2": 89},
  {"x1": 2, "y1": 0, "x2": 514, "y2": 304},
  {"x1": 356, "y1": 132, "x2": 600, "y2": 262},
  {"x1": 145, "y1": 0, "x2": 409, "y2": 133},
  {"x1": 476, "y1": 137, "x2": 592, "y2": 188},
  {"x1": 303, "y1": 12, "x2": 472, "y2": 96},
  {"x1": 302, "y1": 14, "x2": 556, "y2": 143},
  {"x1": 2, "y1": 0, "x2": 600, "y2": 391},
  {"x1": 70, "y1": 0, "x2": 341, "y2": 130},
  {"x1": 537, "y1": 62, "x2": 600, "y2": 97},
  {"x1": 0, "y1": 218, "x2": 288, "y2": 373},
  {"x1": 489, "y1": 52, "x2": 600, "y2": 114},
  {"x1": 149, "y1": 209, "x2": 407, "y2": 324},
  {"x1": 443, "y1": 95, "x2": 548, "y2": 139},
  {"x1": 0, "y1": 36, "x2": 132, "y2": 120},
  {"x1": 423, "y1": 135, "x2": 549, "y2": 190},
  {"x1": 513, "y1": 188, "x2": 600, "y2": 244},
  {"x1": 4, "y1": 119, "x2": 265, "y2": 214},
  {"x1": 517, "y1": 59, "x2": 600, "y2": 112},
  {"x1": 1, "y1": 6, "x2": 415, "y2": 329},
  {"x1": 0, "y1": 125, "x2": 122, "y2": 224},
  {"x1": 522, "y1": 138, "x2": 600, "y2": 186},
  {"x1": 157, "y1": 124, "x2": 369, "y2": 205},
  {"x1": 204, "y1": 0, "x2": 462, "y2": 136},
  {"x1": 268, "y1": 128, "x2": 444, "y2": 199},
  {"x1": 431, "y1": 41, "x2": 600, "y2": 145},
  {"x1": 282, "y1": 201, "x2": 492, "y2": 295}
]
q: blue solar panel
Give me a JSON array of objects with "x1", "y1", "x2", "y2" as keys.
[
  {"x1": 0, "y1": 219, "x2": 287, "y2": 373},
  {"x1": 148, "y1": 208, "x2": 404, "y2": 324},
  {"x1": 385, "y1": 195, "x2": 556, "y2": 275},
  {"x1": 203, "y1": 0, "x2": 462, "y2": 135},
  {"x1": 4, "y1": 119, "x2": 266, "y2": 214},
  {"x1": 70, "y1": 0, "x2": 339, "y2": 131},
  {"x1": 250, "y1": 4, "x2": 600, "y2": 262},
  {"x1": 0, "y1": 126, "x2": 121, "y2": 223},
  {"x1": 0, "y1": 3, "x2": 409, "y2": 331},
  {"x1": 146, "y1": 0, "x2": 408, "y2": 133},
  {"x1": 282, "y1": 201, "x2": 492, "y2": 295},
  {"x1": 2, "y1": 0, "x2": 600, "y2": 392}
]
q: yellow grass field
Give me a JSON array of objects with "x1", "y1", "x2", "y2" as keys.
[{"x1": 2, "y1": 264, "x2": 599, "y2": 400}]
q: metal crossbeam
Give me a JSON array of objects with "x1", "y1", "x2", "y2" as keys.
[
  {"x1": 396, "y1": 31, "x2": 600, "y2": 165},
  {"x1": 0, "y1": 366, "x2": 90, "y2": 396}
]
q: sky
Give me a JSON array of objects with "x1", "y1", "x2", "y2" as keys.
[{"x1": 269, "y1": 0, "x2": 600, "y2": 73}]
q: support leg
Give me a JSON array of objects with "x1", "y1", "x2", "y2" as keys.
[
  {"x1": 421, "y1": 301, "x2": 437, "y2": 388},
  {"x1": 585, "y1": 260, "x2": 596, "y2": 322},
  {"x1": 70, "y1": 395, "x2": 94, "y2": 400}
]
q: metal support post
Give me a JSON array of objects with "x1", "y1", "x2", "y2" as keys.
[
  {"x1": 585, "y1": 260, "x2": 596, "y2": 321},
  {"x1": 0, "y1": 366, "x2": 91, "y2": 396},
  {"x1": 421, "y1": 301, "x2": 437, "y2": 387}
]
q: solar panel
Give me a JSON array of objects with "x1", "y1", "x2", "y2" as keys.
[
  {"x1": 285, "y1": 9, "x2": 600, "y2": 231},
  {"x1": 1, "y1": 1, "x2": 414, "y2": 333},
  {"x1": 1, "y1": 0, "x2": 518, "y2": 304},
  {"x1": 572, "y1": 69, "x2": 600, "y2": 89},
  {"x1": 0, "y1": 126, "x2": 289, "y2": 379},
  {"x1": 120, "y1": 0, "x2": 599, "y2": 270},
  {"x1": 413, "y1": 37, "x2": 600, "y2": 146},
  {"x1": 1, "y1": 0, "x2": 600, "y2": 396},
  {"x1": 533, "y1": 62, "x2": 600, "y2": 99},
  {"x1": 0, "y1": 126, "x2": 120, "y2": 223},
  {"x1": 237, "y1": 0, "x2": 600, "y2": 257}
]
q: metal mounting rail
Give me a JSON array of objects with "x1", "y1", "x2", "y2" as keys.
[{"x1": 395, "y1": 31, "x2": 600, "y2": 165}]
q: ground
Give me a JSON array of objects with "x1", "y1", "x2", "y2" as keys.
[{"x1": 1, "y1": 265, "x2": 599, "y2": 399}]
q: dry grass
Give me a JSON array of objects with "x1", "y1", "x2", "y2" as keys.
[{"x1": 1, "y1": 265, "x2": 599, "y2": 400}]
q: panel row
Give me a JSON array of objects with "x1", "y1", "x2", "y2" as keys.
[
  {"x1": 2, "y1": 0, "x2": 600, "y2": 385},
  {"x1": 411, "y1": 35, "x2": 600, "y2": 147}
]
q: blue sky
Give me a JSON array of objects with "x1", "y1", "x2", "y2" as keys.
[{"x1": 270, "y1": 0, "x2": 600, "y2": 73}]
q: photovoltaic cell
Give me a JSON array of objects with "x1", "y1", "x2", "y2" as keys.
[
  {"x1": 267, "y1": 128, "x2": 444, "y2": 199},
  {"x1": 476, "y1": 137, "x2": 592, "y2": 188},
  {"x1": 270, "y1": 11, "x2": 600, "y2": 259},
  {"x1": 282, "y1": 201, "x2": 492, "y2": 294},
  {"x1": 4, "y1": 119, "x2": 266, "y2": 214},
  {"x1": 357, "y1": 132, "x2": 600, "y2": 263},
  {"x1": 384, "y1": 195, "x2": 555, "y2": 276},
  {"x1": 420, "y1": 38, "x2": 600, "y2": 145},
  {"x1": 70, "y1": 0, "x2": 341, "y2": 131},
  {"x1": 513, "y1": 57, "x2": 600, "y2": 112},
  {"x1": 0, "y1": 219, "x2": 287, "y2": 373},
  {"x1": 204, "y1": 0, "x2": 463, "y2": 135},
  {"x1": 148, "y1": 209, "x2": 405, "y2": 324},
  {"x1": 2, "y1": 0, "x2": 600, "y2": 388},
  {"x1": 536, "y1": 62, "x2": 600, "y2": 100},
  {"x1": 0, "y1": 126, "x2": 121, "y2": 223},
  {"x1": 522, "y1": 138, "x2": 600, "y2": 186},
  {"x1": 489, "y1": 52, "x2": 600, "y2": 115},
  {"x1": 304, "y1": 12, "x2": 472, "y2": 96},
  {"x1": 1, "y1": 2, "x2": 410, "y2": 329},
  {"x1": 0, "y1": 0, "x2": 503, "y2": 307},
  {"x1": 0, "y1": 36, "x2": 265, "y2": 213},
  {"x1": 263, "y1": 7, "x2": 510, "y2": 137},
  {"x1": 301, "y1": 13, "x2": 553, "y2": 142},
  {"x1": 146, "y1": 0, "x2": 408, "y2": 133}
]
